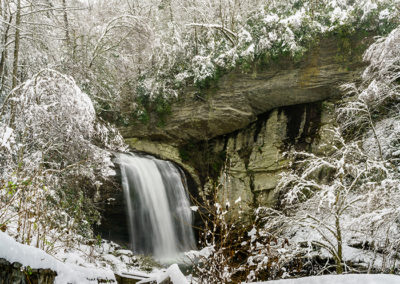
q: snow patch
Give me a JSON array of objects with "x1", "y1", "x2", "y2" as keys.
[
  {"x1": 0, "y1": 232, "x2": 116, "y2": 284},
  {"x1": 138, "y1": 264, "x2": 188, "y2": 284}
]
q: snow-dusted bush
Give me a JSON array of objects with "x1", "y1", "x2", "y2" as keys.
[
  {"x1": 189, "y1": 180, "x2": 249, "y2": 283},
  {"x1": 3, "y1": 0, "x2": 398, "y2": 126},
  {"x1": 277, "y1": 128, "x2": 400, "y2": 274},
  {"x1": 363, "y1": 26, "x2": 400, "y2": 82},
  {"x1": 338, "y1": 26, "x2": 400, "y2": 159},
  {"x1": 1, "y1": 69, "x2": 124, "y2": 178},
  {"x1": 271, "y1": 25, "x2": 400, "y2": 275},
  {"x1": 0, "y1": 69, "x2": 126, "y2": 252},
  {"x1": 45, "y1": 0, "x2": 398, "y2": 126},
  {"x1": 190, "y1": 175, "x2": 301, "y2": 283}
]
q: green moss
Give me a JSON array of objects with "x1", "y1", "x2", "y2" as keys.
[
  {"x1": 137, "y1": 255, "x2": 162, "y2": 271},
  {"x1": 329, "y1": 24, "x2": 358, "y2": 66},
  {"x1": 138, "y1": 109, "x2": 150, "y2": 124}
]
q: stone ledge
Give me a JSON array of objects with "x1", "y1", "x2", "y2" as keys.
[{"x1": 0, "y1": 258, "x2": 57, "y2": 284}]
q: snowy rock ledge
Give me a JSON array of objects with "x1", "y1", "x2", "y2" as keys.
[
  {"x1": 138, "y1": 264, "x2": 188, "y2": 284},
  {"x1": 0, "y1": 258, "x2": 57, "y2": 283},
  {"x1": 0, "y1": 232, "x2": 116, "y2": 283}
]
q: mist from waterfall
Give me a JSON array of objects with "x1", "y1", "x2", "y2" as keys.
[{"x1": 117, "y1": 153, "x2": 196, "y2": 262}]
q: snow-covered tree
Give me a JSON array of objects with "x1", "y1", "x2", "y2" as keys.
[
  {"x1": 273, "y1": 25, "x2": 400, "y2": 275},
  {"x1": 0, "y1": 69, "x2": 126, "y2": 252},
  {"x1": 1, "y1": 0, "x2": 397, "y2": 126},
  {"x1": 277, "y1": 128, "x2": 400, "y2": 273}
]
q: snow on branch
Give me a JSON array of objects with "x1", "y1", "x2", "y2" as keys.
[
  {"x1": 186, "y1": 23, "x2": 237, "y2": 45},
  {"x1": 0, "y1": 69, "x2": 126, "y2": 254}
]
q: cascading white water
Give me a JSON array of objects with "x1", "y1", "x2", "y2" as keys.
[{"x1": 117, "y1": 153, "x2": 196, "y2": 262}]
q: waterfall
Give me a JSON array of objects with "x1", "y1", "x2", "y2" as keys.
[{"x1": 117, "y1": 153, "x2": 196, "y2": 261}]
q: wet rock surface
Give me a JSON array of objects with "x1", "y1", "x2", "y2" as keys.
[
  {"x1": 0, "y1": 258, "x2": 57, "y2": 284},
  {"x1": 124, "y1": 101, "x2": 336, "y2": 214}
]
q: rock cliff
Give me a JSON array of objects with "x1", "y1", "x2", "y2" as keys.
[
  {"x1": 120, "y1": 32, "x2": 369, "y2": 211},
  {"x1": 121, "y1": 33, "x2": 367, "y2": 144}
]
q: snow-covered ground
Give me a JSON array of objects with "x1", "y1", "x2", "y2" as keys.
[
  {"x1": 0, "y1": 231, "x2": 116, "y2": 283},
  {"x1": 0, "y1": 231, "x2": 191, "y2": 284},
  {"x1": 138, "y1": 264, "x2": 189, "y2": 284},
  {"x1": 3, "y1": 229, "x2": 400, "y2": 284},
  {"x1": 251, "y1": 274, "x2": 400, "y2": 284}
]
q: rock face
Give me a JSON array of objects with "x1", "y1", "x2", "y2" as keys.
[
  {"x1": 123, "y1": 140, "x2": 201, "y2": 187},
  {"x1": 207, "y1": 101, "x2": 335, "y2": 211},
  {"x1": 125, "y1": 101, "x2": 336, "y2": 214},
  {"x1": 118, "y1": 32, "x2": 367, "y2": 216},
  {"x1": 0, "y1": 258, "x2": 57, "y2": 284},
  {"x1": 120, "y1": 34, "x2": 367, "y2": 144}
]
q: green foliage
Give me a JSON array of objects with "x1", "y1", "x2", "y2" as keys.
[
  {"x1": 6, "y1": 181, "x2": 17, "y2": 195},
  {"x1": 137, "y1": 255, "x2": 162, "y2": 272},
  {"x1": 195, "y1": 66, "x2": 224, "y2": 90},
  {"x1": 116, "y1": 81, "x2": 173, "y2": 127},
  {"x1": 329, "y1": 24, "x2": 363, "y2": 67},
  {"x1": 96, "y1": 234, "x2": 102, "y2": 247},
  {"x1": 138, "y1": 109, "x2": 150, "y2": 125},
  {"x1": 57, "y1": 183, "x2": 100, "y2": 238},
  {"x1": 153, "y1": 95, "x2": 172, "y2": 127},
  {"x1": 25, "y1": 266, "x2": 33, "y2": 276}
]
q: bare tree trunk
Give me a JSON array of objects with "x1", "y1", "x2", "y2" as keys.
[
  {"x1": 0, "y1": 14, "x2": 12, "y2": 92},
  {"x1": 12, "y1": 0, "x2": 21, "y2": 89},
  {"x1": 335, "y1": 189, "x2": 343, "y2": 274},
  {"x1": 335, "y1": 214, "x2": 343, "y2": 274},
  {"x1": 192, "y1": 0, "x2": 198, "y2": 55},
  {"x1": 366, "y1": 105, "x2": 384, "y2": 160},
  {"x1": 62, "y1": 0, "x2": 70, "y2": 44},
  {"x1": 219, "y1": 0, "x2": 225, "y2": 27}
]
